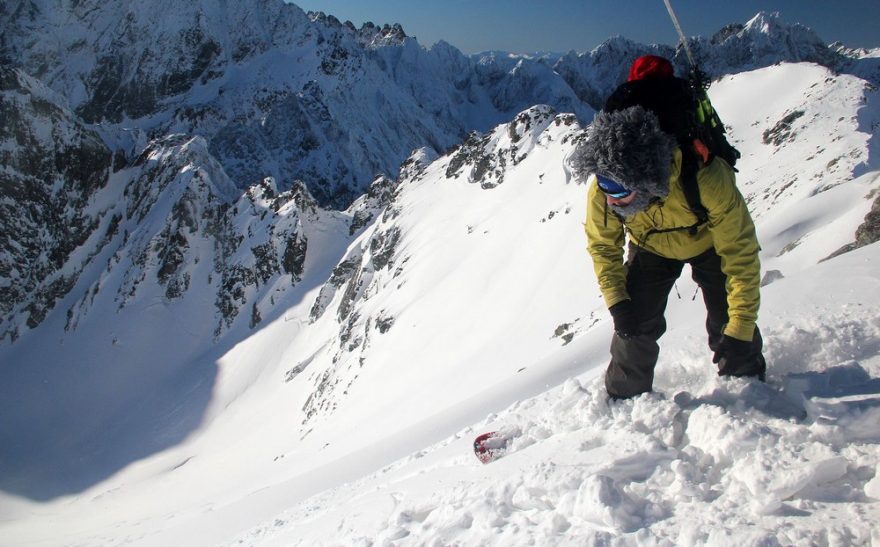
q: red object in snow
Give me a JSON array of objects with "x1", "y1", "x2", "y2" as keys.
[{"x1": 473, "y1": 431, "x2": 510, "y2": 464}]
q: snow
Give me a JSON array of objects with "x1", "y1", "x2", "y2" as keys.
[
  {"x1": 1, "y1": 61, "x2": 879, "y2": 546},
  {"x1": 225, "y1": 252, "x2": 880, "y2": 546}
]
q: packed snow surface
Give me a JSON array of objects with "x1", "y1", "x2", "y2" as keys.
[{"x1": 1, "y1": 61, "x2": 879, "y2": 546}]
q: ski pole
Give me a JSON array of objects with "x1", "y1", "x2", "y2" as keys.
[
  {"x1": 663, "y1": 0, "x2": 696, "y2": 69},
  {"x1": 663, "y1": 0, "x2": 710, "y2": 91}
]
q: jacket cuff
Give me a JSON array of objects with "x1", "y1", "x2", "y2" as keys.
[
  {"x1": 724, "y1": 320, "x2": 756, "y2": 342},
  {"x1": 603, "y1": 290, "x2": 630, "y2": 310}
]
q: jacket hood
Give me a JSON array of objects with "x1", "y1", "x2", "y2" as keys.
[{"x1": 573, "y1": 105, "x2": 677, "y2": 205}]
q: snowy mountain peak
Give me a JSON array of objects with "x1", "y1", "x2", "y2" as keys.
[
  {"x1": 694, "y1": 11, "x2": 842, "y2": 76},
  {"x1": 399, "y1": 147, "x2": 440, "y2": 183},
  {"x1": 443, "y1": 105, "x2": 571, "y2": 189},
  {"x1": 306, "y1": 10, "x2": 409, "y2": 49},
  {"x1": 729, "y1": 11, "x2": 836, "y2": 60},
  {"x1": 551, "y1": 10, "x2": 851, "y2": 111},
  {"x1": 742, "y1": 11, "x2": 805, "y2": 36}
]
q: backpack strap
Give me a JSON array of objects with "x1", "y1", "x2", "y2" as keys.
[{"x1": 679, "y1": 148, "x2": 709, "y2": 231}]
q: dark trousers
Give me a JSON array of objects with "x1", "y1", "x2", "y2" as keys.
[{"x1": 605, "y1": 247, "x2": 766, "y2": 399}]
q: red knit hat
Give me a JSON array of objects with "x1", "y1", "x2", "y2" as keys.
[{"x1": 627, "y1": 55, "x2": 674, "y2": 81}]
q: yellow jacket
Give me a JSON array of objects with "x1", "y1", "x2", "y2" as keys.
[{"x1": 585, "y1": 149, "x2": 761, "y2": 341}]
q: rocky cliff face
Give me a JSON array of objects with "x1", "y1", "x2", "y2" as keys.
[
  {"x1": 0, "y1": 0, "x2": 592, "y2": 209},
  {"x1": 0, "y1": 66, "x2": 111, "y2": 341},
  {"x1": 57, "y1": 132, "x2": 356, "y2": 342},
  {"x1": 4, "y1": 4, "x2": 849, "y2": 212},
  {"x1": 1, "y1": 0, "x2": 312, "y2": 122},
  {"x1": 0, "y1": 62, "x2": 359, "y2": 342}
]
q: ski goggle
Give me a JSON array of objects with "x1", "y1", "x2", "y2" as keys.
[{"x1": 595, "y1": 174, "x2": 632, "y2": 199}]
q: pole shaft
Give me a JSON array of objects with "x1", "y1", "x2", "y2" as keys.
[{"x1": 663, "y1": 0, "x2": 696, "y2": 68}]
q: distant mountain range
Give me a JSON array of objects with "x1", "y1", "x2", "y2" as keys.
[{"x1": 0, "y1": 0, "x2": 876, "y2": 346}]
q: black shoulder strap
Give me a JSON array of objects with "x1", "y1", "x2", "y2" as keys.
[{"x1": 680, "y1": 149, "x2": 709, "y2": 229}]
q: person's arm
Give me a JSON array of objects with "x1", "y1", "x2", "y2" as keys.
[
  {"x1": 699, "y1": 161, "x2": 762, "y2": 341},
  {"x1": 584, "y1": 175, "x2": 629, "y2": 307}
]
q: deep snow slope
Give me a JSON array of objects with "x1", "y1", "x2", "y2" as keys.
[
  {"x1": 0, "y1": 61, "x2": 878, "y2": 546},
  {"x1": 231, "y1": 245, "x2": 880, "y2": 546}
]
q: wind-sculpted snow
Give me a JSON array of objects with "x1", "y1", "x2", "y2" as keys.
[{"x1": 704, "y1": 63, "x2": 880, "y2": 270}]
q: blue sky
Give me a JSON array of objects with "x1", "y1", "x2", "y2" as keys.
[{"x1": 289, "y1": 1, "x2": 880, "y2": 54}]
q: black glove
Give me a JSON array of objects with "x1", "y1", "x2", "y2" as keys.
[
  {"x1": 713, "y1": 334, "x2": 765, "y2": 379},
  {"x1": 712, "y1": 334, "x2": 752, "y2": 364},
  {"x1": 609, "y1": 300, "x2": 639, "y2": 339}
]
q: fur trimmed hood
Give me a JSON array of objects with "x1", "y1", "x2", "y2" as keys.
[{"x1": 573, "y1": 106, "x2": 677, "y2": 210}]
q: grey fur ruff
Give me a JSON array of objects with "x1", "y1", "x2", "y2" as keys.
[{"x1": 573, "y1": 106, "x2": 677, "y2": 214}]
